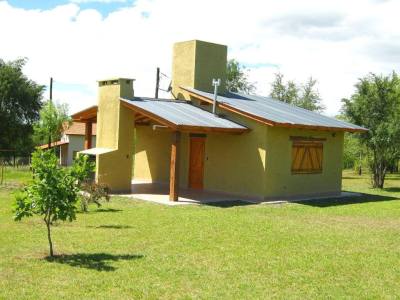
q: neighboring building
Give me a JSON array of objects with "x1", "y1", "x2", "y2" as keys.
[
  {"x1": 39, "y1": 122, "x2": 97, "y2": 166},
  {"x1": 72, "y1": 40, "x2": 367, "y2": 201}
]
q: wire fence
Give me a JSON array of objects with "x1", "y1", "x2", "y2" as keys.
[{"x1": 0, "y1": 153, "x2": 31, "y2": 186}]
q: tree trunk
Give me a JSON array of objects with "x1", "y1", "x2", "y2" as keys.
[
  {"x1": 45, "y1": 219, "x2": 54, "y2": 257},
  {"x1": 372, "y1": 161, "x2": 386, "y2": 189}
]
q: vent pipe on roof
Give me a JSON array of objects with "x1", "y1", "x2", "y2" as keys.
[{"x1": 212, "y1": 78, "x2": 221, "y2": 116}]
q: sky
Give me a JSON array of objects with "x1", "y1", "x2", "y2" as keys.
[{"x1": 0, "y1": 0, "x2": 399, "y2": 116}]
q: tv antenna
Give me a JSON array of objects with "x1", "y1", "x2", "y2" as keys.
[{"x1": 155, "y1": 68, "x2": 172, "y2": 99}]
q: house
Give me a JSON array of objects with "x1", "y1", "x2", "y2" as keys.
[
  {"x1": 39, "y1": 121, "x2": 97, "y2": 166},
  {"x1": 71, "y1": 40, "x2": 367, "y2": 201}
]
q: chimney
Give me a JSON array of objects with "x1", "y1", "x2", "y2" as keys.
[
  {"x1": 96, "y1": 78, "x2": 134, "y2": 149},
  {"x1": 95, "y1": 77, "x2": 136, "y2": 193},
  {"x1": 171, "y1": 40, "x2": 227, "y2": 100}
]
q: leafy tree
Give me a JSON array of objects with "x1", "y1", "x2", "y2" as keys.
[
  {"x1": 0, "y1": 58, "x2": 44, "y2": 154},
  {"x1": 342, "y1": 132, "x2": 368, "y2": 173},
  {"x1": 33, "y1": 101, "x2": 71, "y2": 148},
  {"x1": 270, "y1": 73, "x2": 324, "y2": 112},
  {"x1": 298, "y1": 77, "x2": 325, "y2": 112},
  {"x1": 270, "y1": 73, "x2": 298, "y2": 104},
  {"x1": 342, "y1": 72, "x2": 400, "y2": 188},
  {"x1": 270, "y1": 73, "x2": 286, "y2": 102},
  {"x1": 14, "y1": 150, "x2": 93, "y2": 256},
  {"x1": 226, "y1": 59, "x2": 255, "y2": 94}
]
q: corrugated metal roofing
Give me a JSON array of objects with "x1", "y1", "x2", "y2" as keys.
[
  {"x1": 184, "y1": 87, "x2": 367, "y2": 132},
  {"x1": 120, "y1": 97, "x2": 247, "y2": 130}
]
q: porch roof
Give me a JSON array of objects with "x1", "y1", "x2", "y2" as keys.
[
  {"x1": 120, "y1": 97, "x2": 249, "y2": 134},
  {"x1": 71, "y1": 105, "x2": 98, "y2": 122}
]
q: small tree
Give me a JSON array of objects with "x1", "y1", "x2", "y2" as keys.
[
  {"x1": 33, "y1": 101, "x2": 70, "y2": 148},
  {"x1": 14, "y1": 150, "x2": 93, "y2": 256},
  {"x1": 80, "y1": 182, "x2": 110, "y2": 212},
  {"x1": 226, "y1": 59, "x2": 256, "y2": 94}
]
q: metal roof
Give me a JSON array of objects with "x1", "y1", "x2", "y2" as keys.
[
  {"x1": 120, "y1": 97, "x2": 248, "y2": 132},
  {"x1": 184, "y1": 87, "x2": 367, "y2": 132}
]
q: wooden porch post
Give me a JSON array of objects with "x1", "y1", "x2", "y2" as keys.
[
  {"x1": 169, "y1": 131, "x2": 181, "y2": 201},
  {"x1": 84, "y1": 121, "x2": 92, "y2": 150}
]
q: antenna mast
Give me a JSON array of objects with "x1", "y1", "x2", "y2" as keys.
[
  {"x1": 155, "y1": 67, "x2": 160, "y2": 99},
  {"x1": 212, "y1": 78, "x2": 220, "y2": 115}
]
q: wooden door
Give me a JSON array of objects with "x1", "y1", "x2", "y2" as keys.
[{"x1": 189, "y1": 136, "x2": 205, "y2": 189}]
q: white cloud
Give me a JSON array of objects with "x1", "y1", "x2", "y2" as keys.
[{"x1": 0, "y1": 0, "x2": 399, "y2": 115}]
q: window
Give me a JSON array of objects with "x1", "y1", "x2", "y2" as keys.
[{"x1": 291, "y1": 138, "x2": 324, "y2": 174}]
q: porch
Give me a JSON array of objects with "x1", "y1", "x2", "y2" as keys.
[
  {"x1": 120, "y1": 180, "x2": 362, "y2": 206},
  {"x1": 122, "y1": 180, "x2": 259, "y2": 206}
]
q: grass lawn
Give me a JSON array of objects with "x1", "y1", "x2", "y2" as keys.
[{"x1": 1, "y1": 168, "x2": 400, "y2": 299}]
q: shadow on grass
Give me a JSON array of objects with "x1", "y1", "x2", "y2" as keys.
[
  {"x1": 91, "y1": 208, "x2": 122, "y2": 213},
  {"x1": 342, "y1": 176, "x2": 363, "y2": 180},
  {"x1": 46, "y1": 253, "x2": 144, "y2": 271},
  {"x1": 294, "y1": 193, "x2": 398, "y2": 207},
  {"x1": 383, "y1": 187, "x2": 400, "y2": 193},
  {"x1": 87, "y1": 225, "x2": 133, "y2": 229},
  {"x1": 204, "y1": 200, "x2": 256, "y2": 208}
]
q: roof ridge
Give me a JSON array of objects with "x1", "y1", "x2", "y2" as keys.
[{"x1": 120, "y1": 97, "x2": 187, "y2": 104}]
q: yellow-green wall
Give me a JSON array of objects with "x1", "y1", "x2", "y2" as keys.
[
  {"x1": 203, "y1": 115, "x2": 267, "y2": 197},
  {"x1": 95, "y1": 78, "x2": 135, "y2": 193},
  {"x1": 133, "y1": 126, "x2": 191, "y2": 188},
  {"x1": 132, "y1": 120, "x2": 344, "y2": 199},
  {"x1": 264, "y1": 128, "x2": 344, "y2": 198},
  {"x1": 133, "y1": 126, "x2": 171, "y2": 183}
]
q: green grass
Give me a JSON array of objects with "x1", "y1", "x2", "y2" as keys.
[{"x1": 1, "y1": 169, "x2": 400, "y2": 299}]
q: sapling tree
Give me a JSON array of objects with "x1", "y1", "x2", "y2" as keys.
[{"x1": 14, "y1": 150, "x2": 93, "y2": 256}]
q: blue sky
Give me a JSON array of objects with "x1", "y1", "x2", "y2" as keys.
[{"x1": 7, "y1": 0, "x2": 134, "y2": 16}]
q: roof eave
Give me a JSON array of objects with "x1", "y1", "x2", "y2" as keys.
[{"x1": 71, "y1": 105, "x2": 98, "y2": 122}]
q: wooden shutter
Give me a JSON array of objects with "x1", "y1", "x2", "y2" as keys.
[{"x1": 291, "y1": 141, "x2": 323, "y2": 174}]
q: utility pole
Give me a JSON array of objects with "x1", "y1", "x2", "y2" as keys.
[
  {"x1": 48, "y1": 77, "x2": 53, "y2": 149},
  {"x1": 50, "y1": 77, "x2": 53, "y2": 102},
  {"x1": 212, "y1": 78, "x2": 221, "y2": 115},
  {"x1": 155, "y1": 68, "x2": 160, "y2": 99}
]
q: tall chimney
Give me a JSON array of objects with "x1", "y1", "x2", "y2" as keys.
[{"x1": 171, "y1": 40, "x2": 227, "y2": 100}]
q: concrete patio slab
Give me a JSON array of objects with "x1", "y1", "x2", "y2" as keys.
[
  {"x1": 118, "y1": 180, "x2": 258, "y2": 206},
  {"x1": 116, "y1": 180, "x2": 363, "y2": 206}
]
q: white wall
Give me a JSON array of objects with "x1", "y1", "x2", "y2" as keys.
[{"x1": 66, "y1": 135, "x2": 96, "y2": 166}]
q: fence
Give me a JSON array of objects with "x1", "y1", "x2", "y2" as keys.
[{"x1": 0, "y1": 152, "x2": 31, "y2": 185}]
